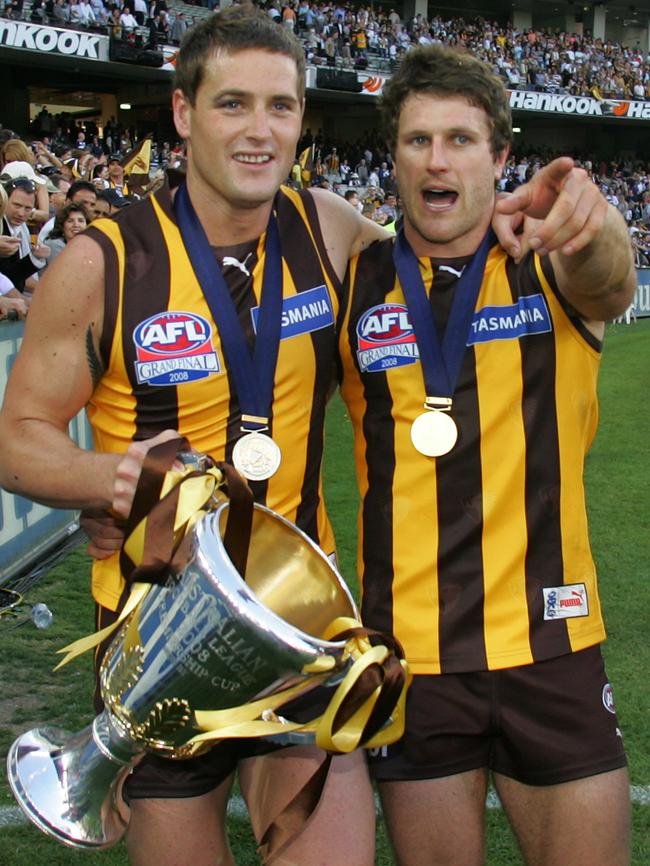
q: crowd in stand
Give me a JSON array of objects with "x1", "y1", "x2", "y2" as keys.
[
  {"x1": 3, "y1": 0, "x2": 650, "y2": 101},
  {"x1": 1, "y1": 0, "x2": 196, "y2": 46},
  {"x1": 0, "y1": 122, "x2": 170, "y2": 317},
  {"x1": 281, "y1": 2, "x2": 650, "y2": 101}
]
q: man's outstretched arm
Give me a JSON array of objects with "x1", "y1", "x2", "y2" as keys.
[{"x1": 496, "y1": 157, "x2": 636, "y2": 321}]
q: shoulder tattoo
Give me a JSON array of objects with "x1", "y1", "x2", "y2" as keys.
[{"x1": 85, "y1": 326, "x2": 104, "y2": 388}]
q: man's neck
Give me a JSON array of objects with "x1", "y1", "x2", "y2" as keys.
[
  {"x1": 403, "y1": 214, "x2": 492, "y2": 260},
  {"x1": 184, "y1": 173, "x2": 274, "y2": 247}
]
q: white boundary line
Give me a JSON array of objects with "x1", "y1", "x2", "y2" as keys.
[{"x1": 2, "y1": 787, "x2": 650, "y2": 829}]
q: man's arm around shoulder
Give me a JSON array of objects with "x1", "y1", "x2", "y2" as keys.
[{"x1": 308, "y1": 187, "x2": 389, "y2": 281}]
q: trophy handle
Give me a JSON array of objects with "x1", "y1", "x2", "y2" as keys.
[{"x1": 7, "y1": 710, "x2": 137, "y2": 849}]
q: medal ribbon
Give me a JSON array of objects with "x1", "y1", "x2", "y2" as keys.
[
  {"x1": 393, "y1": 227, "x2": 495, "y2": 400},
  {"x1": 174, "y1": 180, "x2": 283, "y2": 431}
]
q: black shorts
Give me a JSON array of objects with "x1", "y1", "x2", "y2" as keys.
[
  {"x1": 367, "y1": 646, "x2": 627, "y2": 786},
  {"x1": 123, "y1": 739, "x2": 274, "y2": 800},
  {"x1": 93, "y1": 605, "x2": 330, "y2": 800}
]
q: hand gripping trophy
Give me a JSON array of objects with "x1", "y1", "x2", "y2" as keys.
[{"x1": 7, "y1": 439, "x2": 410, "y2": 850}]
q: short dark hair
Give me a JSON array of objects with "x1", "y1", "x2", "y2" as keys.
[
  {"x1": 380, "y1": 45, "x2": 513, "y2": 157},
  {"x1": 50, "y1": 201, "x2": 88, "y2": 239},
  {"x1": 174, "y1": 4, "x2": 305, "y2": 107},
  {"x1": 344, "y1": 189, "x2": 358, "y2": 201},
  {"x1": 67, "y1": 180, "x2": 97, "y2": 201},
  {"x1": 2, "y1": 177, "x2": 37, "y2": 197}
]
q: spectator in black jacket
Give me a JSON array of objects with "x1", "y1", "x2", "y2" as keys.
[{"x1": 0, "y1": 177, "x2": 50, "y2": 294}]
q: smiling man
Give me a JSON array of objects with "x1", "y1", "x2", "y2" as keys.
[
  {"x1": 0, "y1": 7, "x2": 387, "y2": 866},
  {"x1": 338, "y1": 45, "x2": 636, "y2": 866}
]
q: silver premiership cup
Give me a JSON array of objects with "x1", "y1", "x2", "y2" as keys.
[{"x1": 7, "y1": 500, "x2": 363, "y2": 849}]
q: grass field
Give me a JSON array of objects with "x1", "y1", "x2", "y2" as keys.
[{"x1": 0, "y1": 319, "x2": 648, "y2": 864}]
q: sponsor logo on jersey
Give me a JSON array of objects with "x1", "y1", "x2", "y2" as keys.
[
  {"x1": 602, "y1": 683, "x2": 616, "y2": 714},
  {"x1": 356, "y1": 303, "x2": 419, "y2": 373},
  {"x1": 133, "y1": 311, "x2": 220, "y2": 386},
  {"x1": 250, "y1": 284, "x2": 334, "y2": 340},
  {"x1": 543, "y1": 583, "x2": 589, "y2": 620},
  {"x1": 467, "y1": 294, "x2": 552, "y2": 345}
]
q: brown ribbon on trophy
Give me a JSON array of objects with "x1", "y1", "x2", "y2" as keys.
[{"x1": 119, "y1": 436, "x2": 253, "y2": 591}]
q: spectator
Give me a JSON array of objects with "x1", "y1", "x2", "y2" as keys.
[
  {"x1": 1, "y1": 142, "x2": 50, "y2": 223},
  {"x1": 94, "y1": 188, "x2": 131, "y2": 216},
  {"x1": 267, "y1": 1, "x2": 281, "y2": 23},
  {"x1": 344, "y1": 188, "x2": 361, "y2": 211},
  {"x1": 69, "y1": 0, "x2": 83, "y2": 25},
  {"x1": 39, "y1": 179, "x2": 98, "y2": 243},
  {"x1": 30, "y1": 0, "x2": 47, "y2": 23},
  {"x1": 0, "y1": 187, "x2": 27, "y2": 317},
  {"x1": 51, "y1": 0, "x2": 70, "y2": 24},
  {"x1": 0, "y1": 177, "x2": 50, "y2": 293},
  {"x1": 42, "y1": 202, "x2": 89, "y2": 270},
  {"x1": 44, "y1": 173, "x2": 71, "y2": 219},
  {"x1": 119, "y1": 5, "x2": 138, "y2": 31},
  {"x1": 355, "y1": 156, "x2": 369, "y2": 185},
  {"x1": 33, "y1": 138, "x2": 63, "y2": 172},
  {"x1": 133, "y1": 0, "x2": 148, "y2": 25},
  {"x1": 107, "y1": 155, "x2": 129, "y2": 195},
  {"x1": 282, "y1": 4, "x2": 297, "y2": 32},
  {"x1": 324, "y1": 145, "x2": 340, "y2": 180},
  {"x1": 89, "y1": 0, "x2": 108, "y2": 24},
  {"x1": 77, "y1": 0, "x2": 97, "y2": 27},
  {"x1": 377, "y1": 160, "x2": 391, "y2": 190},
  {"x1": 91, "y1": 163, "x2": 110, "y2": 190},
  {"x1": 377, "y1": 191, "x2": 398, "y2": 222},
  {"x1": 171, "y1": 10, "x2": 188, "y2": 45}
]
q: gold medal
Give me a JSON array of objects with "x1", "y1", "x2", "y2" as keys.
[
  {"x1": 410, "y1": 407, "x2": 458, "y2": 457},
  {"x1": 232, "y1": 431, "x2": 282, "y2": 481}
]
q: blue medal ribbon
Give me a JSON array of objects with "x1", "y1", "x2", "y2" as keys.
[
  {"x1": 174, "y1": 180, "x2": 282, "y2": 431},
  {"x1": 393, "y1": 227, "x2": 495, "y2": 403}
]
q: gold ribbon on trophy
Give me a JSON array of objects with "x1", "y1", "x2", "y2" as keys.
[
  {"x1": 41, "y1": 438, "x2": 410, "y2": 860},
  {"x1": 55, "y1": 440, "x2": 409, "y2": 750}
]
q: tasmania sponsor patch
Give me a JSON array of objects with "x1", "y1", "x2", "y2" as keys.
[
  {"x1": 133, "y1": 311, "x2": 220, "y2": 386},
  {"x1": 356, "y1": 303, "x2": 419, "y2": 373},
  {"x1": 467, "y1": 294, "x2": 551, "y2": 344},
  {"x1": 250, "y1": 284, "x2": 334, "y2": 339},
  {"x1": 543, "y1": 583, "x2": 589, "y2": 620}
]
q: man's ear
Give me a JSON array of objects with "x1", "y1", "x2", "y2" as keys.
[
  {"x1": 494, "y1": 147, "x2": 510, "y2": 182},
  {"x1": 172, "y1": 89, "x2": 191, "y2": 140}
]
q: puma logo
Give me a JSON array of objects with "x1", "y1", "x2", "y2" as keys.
[{"x1": 221, "y1": 252, "x2": 253, "y2": 277}]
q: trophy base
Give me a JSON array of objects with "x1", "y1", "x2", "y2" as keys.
[{"x1": 7, "y1": 720, "x2": 133, "y2": 849}]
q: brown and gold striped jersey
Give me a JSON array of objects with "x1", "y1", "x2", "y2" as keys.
[
  {"x1": 86, "y1": 183, "x2": 340, "y2": 610},
  {"x1": 339, "y1": 237, "x2": 606, "y2": 674}
]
